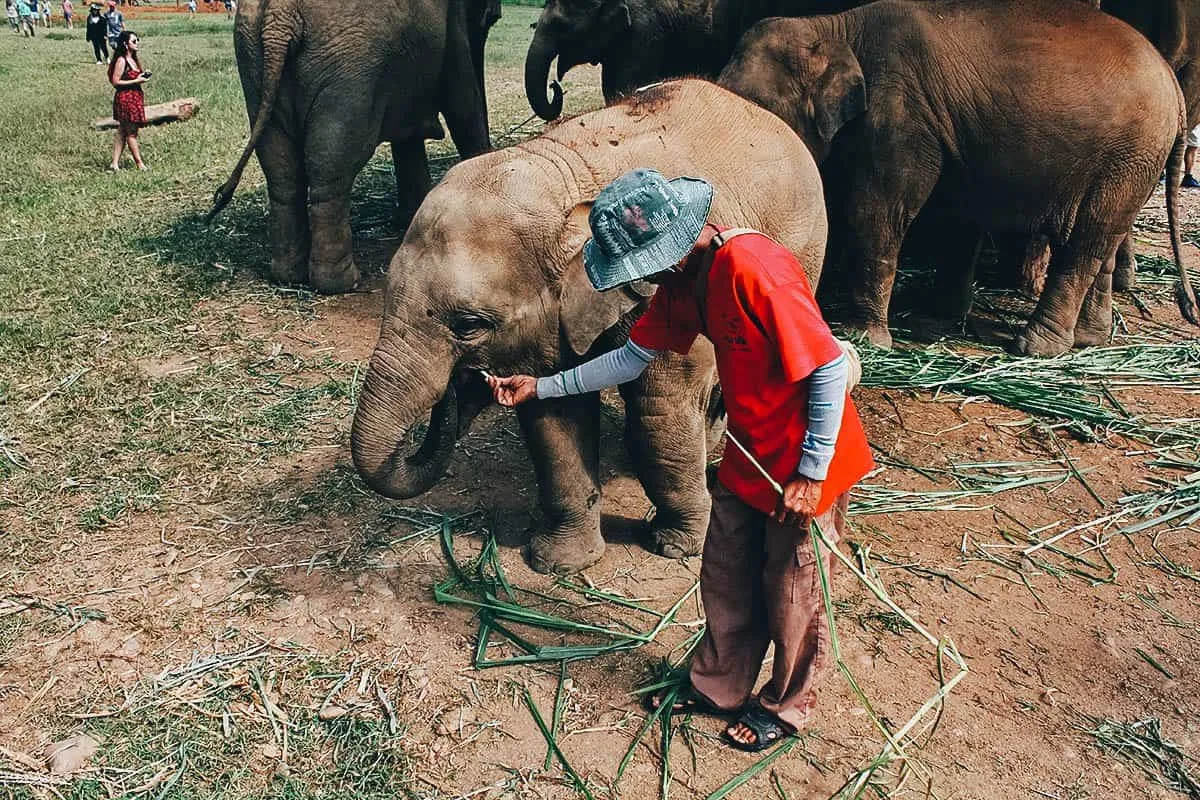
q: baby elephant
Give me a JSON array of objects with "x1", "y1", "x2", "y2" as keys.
[
  {"x1": 351, "y1": 80, "x2": 829, "y2": 574},
  {"x1": 720, "y1": 0, "x2": 1198, "y2": 355}
]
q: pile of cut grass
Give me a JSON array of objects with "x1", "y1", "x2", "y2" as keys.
[
  {"x1": 859, "y1": 341, "x2": 1200, "y2": 450},
  {"x1": 1082, "y1": 717, "x2": 1200, "y2": 799},
  {"x1": 435, "y1": 515, "x2": 969, "y2": 800},
  {"x1": 851, "y1": 459, "x2": 1070, "y2": 516},
  {"x1": 436, "y1": 520, "x2": 700, "y2": 669}
]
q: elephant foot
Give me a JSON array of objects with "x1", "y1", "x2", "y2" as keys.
[
  {"x1": 844, "y1": 322, "x2": 893, "y2": 350},
  {"x1": 650, "y1": 525, "x2": 704, "y2": 559},
  {"x1": 309, "y1": 254, "x2": 361, "y2": 295},
  {"x1": 1112, "y1": 262, "x2": 1137, "y2": 291},
  {"x1": 270, "y1": 252, "x2": 308, "y2": 287},
  {"x1": 1072, "y1": 319, "x2": 1110, "y2": 349},
  {"x1": 526, "y1": 529, "x2": 605, "y2": 575},
  {"x1": 867, "y1": 323, "x2": 893, "y2": 349},
  {"x1": 1010, "y1": 322, "x2": 1072, "y2": 357}
]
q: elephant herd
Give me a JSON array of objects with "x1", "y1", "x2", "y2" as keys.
[{"x1": 209, "y1": 0, "x2": 1200, "y2": 573}]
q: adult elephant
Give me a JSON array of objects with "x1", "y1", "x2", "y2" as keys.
[
  {"x1": 1089, "y1": 0, "x2": 1200, "y2": 290},
  {"x1": 1007, "y1": 0, "x2": 1200, "y2": 294},
  {"x1": 207, "y1": 0, "x2": 499, "y2": 294},
  {"x1": 351, "y1": 80, "x2": 828, "y2": 574},
  {"x1": 719, "y1": 0, "x2": 1198, "y2": 356},
  {"x1": 523, "y1": 0, "x2": 861, "y2": 120}
]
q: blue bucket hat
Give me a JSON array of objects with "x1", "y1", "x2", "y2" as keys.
[{"x1": 582, "y1": 168, "x2": 714, "y2": 292}]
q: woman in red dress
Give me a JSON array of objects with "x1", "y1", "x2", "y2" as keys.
[{"x1": 108, "y1": 30, "x2": 150, "y2": 171}]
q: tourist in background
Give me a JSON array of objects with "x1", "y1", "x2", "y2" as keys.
[
  {"x1": 16, "y1": 0, "x2": 34, "y2": 34},
  {"x1": 7, "y1": 1, "x2": 19, "y2": 32},
  {"x1": 62, "y1": 0, "x2": 73, "y2": 28},
  {"x1": 86, "y1": 3, "x2": 107, "y2": 61},
  {"x1": 108, "y1": 29, "x2": 149, "y2": 171},
  {"x1": 105, "y1": 0, "x2": 122, "y2": 52},
  {"x1": 186, "y1": 0, "x2": 195, "y2": 16}
]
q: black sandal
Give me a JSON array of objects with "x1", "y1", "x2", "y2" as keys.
[
  {"x1": 723, "y1": 702, "x2": 795, "y2": 752},
  {"x1": 642, "y1": 685, "x2": 726, "y2": 718}
]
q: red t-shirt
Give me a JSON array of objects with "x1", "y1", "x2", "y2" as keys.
[{"x1": 629, "y1": 232, "x2": 874, "y2": 515}]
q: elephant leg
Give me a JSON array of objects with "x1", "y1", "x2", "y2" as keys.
[
  {"x1": 928, "y1": 224, "x2": 982, "y2": 321},
  {"x1": 1017, "y1": 235, "x2": 1052, "y2": 299},
  {"x1": 1013, "y1": 235, "x2": 1115, "y2": 357},
  {"x1": 840, "y1": 127, "x2": 939, "y2": 348},
  {"x1": 1074, "y1": 236, "x2": 1123, "y2": 348},
  {"x1": 391, "y1": 137, "x2": 431, "y2": 231},
  {"x1": 303, "y1": 109, "x2": 378, "y2": 295},
  {"x1": 258, "y1": 124, "x2": 309, "y2": 286},
  {"x1": 440, "y1": 28, "x2": 491, "y2": 159},
  {"x1": 1112, "y1": 233, "x2": 1136, "y2": 291},
  {"x1": 843, "y1": 205, "x2": 912, "y2": 349},
  {"x1": 516, "y1": 393, "x2": 605, "y2": 575},
  {"x1": 305, "y1": 192, "x2": 359, "y2": 295},
  {"x1": 619, "y1": 347, "x2": 716, "y2": 560}
]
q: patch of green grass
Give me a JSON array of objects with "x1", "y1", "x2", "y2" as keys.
[{"x1": 53, "y1": 650, "x2": 414, "y2": 800}]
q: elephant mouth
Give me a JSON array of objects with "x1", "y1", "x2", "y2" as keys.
[{"x1": 453, "y1": 368, "x2": 494, "y2": 438}]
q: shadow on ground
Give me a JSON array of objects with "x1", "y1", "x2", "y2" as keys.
[{"x1": 136, "y1": 150, "x2": 457, "y2": 296}]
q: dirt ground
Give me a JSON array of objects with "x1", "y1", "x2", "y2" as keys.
[{"x1": 3, "y1": 180, "x2": 1200, "y2": 797}]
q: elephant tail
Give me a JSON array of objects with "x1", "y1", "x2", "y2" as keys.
[
  {"x1": 206, "y1": 0, "x2": 302, "y2": 223},
  {"x1": 1165, "y1": 131, "x2": 1200, "y2": 325}
]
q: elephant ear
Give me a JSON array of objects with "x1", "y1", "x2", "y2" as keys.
[
  {"x1": 812, "y1": 41, "x2": 866, "y2": 145},
  {"x1": 557, "y1": 201, "x2": 643, "y2": 357}
]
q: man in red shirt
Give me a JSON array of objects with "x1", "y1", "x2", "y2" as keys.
[{"x1": 489, "y1": 168, "x2": 874, "y2": 751}]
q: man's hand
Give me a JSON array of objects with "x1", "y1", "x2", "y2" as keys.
[
  {"x1": 486, "y1": 374, "x2": 537, "y2": 407},
  {"x1": 772, "y1": 476, "x2": 823, "y2": 527}
]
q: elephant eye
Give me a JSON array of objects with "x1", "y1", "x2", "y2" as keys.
[{"x1": 449, "y1": 313, "x2": 495, "y2": 340}]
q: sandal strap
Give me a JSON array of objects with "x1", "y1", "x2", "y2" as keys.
[{"x1": 735, "y1": 704, "x2": 791, "y2": 745}]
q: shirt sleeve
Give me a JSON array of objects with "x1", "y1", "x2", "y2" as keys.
[
  {"x1": 754, "y1": 275, "x2": 843, "y2": 384},
  {"x1": 535, "y1": 340, "x2": 659, "y2": 399},
  {"x1": 628, "y1": 275, "x2": 703, "y2": 355},
  {"x1": 796, "y1": 354, "x2": 848, "y2": 480}
]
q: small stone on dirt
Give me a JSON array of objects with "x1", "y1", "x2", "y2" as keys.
[
  {"x1": 318, "y1": 704, "x2": 349, "y2": 721},
  {"x1": 260, "y1": 743, "x2": 281, "y2": 759},
  {"x1": 44, "y1": 734, "x2": 100, "y2": 775}
]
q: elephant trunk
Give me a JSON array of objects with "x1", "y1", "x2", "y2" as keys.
[
  {"x1": 525, "y1": 28, "x2": 564, "y2": 121},
  {"x1": 351, "y1": 341, "x2": 458, "y2": 499}
]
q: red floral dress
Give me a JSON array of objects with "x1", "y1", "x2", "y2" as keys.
[{"x1": 113, "y1": 59, "x2": 146, "y2": 129}]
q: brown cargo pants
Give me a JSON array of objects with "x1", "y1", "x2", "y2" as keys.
[{"x1": 689, "y1": 481, "x2": 847, "y2": 731}]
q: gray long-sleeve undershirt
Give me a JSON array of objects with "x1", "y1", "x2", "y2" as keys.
[{"x1": 535, "y1": 340, "x2": 848, "y2": 480}]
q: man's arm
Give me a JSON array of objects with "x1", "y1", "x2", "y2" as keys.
[
  {"x1": 487, "y1": 340, "x2": 661, "y2": 407},
  {"x1": 774, "y1": 352, "x2": 848, "y2": 525},
  {"x1": 535, "y1": 339, "x2": 658, "y2": 399},
  {"x1": 796, "y1": 353, "x2": 848, "y2": 481}
]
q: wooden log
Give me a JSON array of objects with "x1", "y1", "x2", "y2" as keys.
[{"x1": 92, "y1": 97, "x2": 201, "y2": 131}]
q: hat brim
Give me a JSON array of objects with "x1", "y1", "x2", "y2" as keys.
[{"x1": 582, "y1": 176, "x2": 714, "y2": 292}]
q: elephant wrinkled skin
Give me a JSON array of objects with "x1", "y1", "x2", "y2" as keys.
[
  {"x1": 720, "y1": 0, "x2": 1198, "y2": 356},
  {"x1": 208, "y1": 0, "x2": 499, "y2": 294},
  {"x1": 351, "y1": 80, "x2": 828, "y2": 574},
  {"x1": 523, "y1": 0, "x2": 862, "y2": 120},
  {"x1": 1088, "y1": 0, "x2": 1200, "y2": 290}
]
